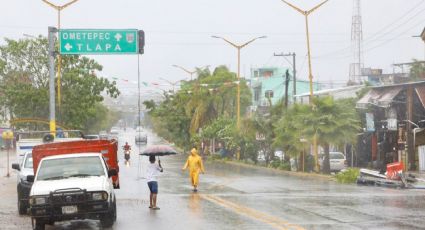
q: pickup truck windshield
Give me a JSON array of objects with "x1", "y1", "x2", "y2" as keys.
[
  {"x1": 24, "y1": 153, "x2": 33, "y2": 169},
  {"x1": 37, "y1": 156, "x2": 105, "y2": 181}
]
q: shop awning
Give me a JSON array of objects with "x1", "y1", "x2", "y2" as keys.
[{"x1": 356, "y1": 86, "x2": 402, "y2": 109}]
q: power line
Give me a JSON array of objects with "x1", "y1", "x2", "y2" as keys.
[
  {"x1": 313, "y1": 2, "x2": 425, "y2": 59},
  {"x1": 362, "y1": 17, "x2": 425, "y2": 55},
  {"x1": 363, "y1": 1, "x2": 425, "y2": 41}
]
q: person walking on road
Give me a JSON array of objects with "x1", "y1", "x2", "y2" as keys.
[
  {"x1": 147, "y1": 155, "x2": 163, "y2": 210},
  {"x1": 182, "y1": 147, "x2": 205, "y2": 192}
]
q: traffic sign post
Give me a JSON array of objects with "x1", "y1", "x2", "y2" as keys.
[{"x1": 59, "y1": 29, "x2": 139, "y2": 54}]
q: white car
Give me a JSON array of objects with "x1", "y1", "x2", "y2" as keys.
[
  {"x1": 274, "y1": 150, "x2": 284, "y2": 161},
  {"x1": 84, "y1": 134, "x2": 100, "y2": 140},
  {"x1": 28, "y1": 153, "x2": 117, "y2": 229},
  {"x1": 109, "y1": 128, "x2": 119, "y2": 140},
  {"x1": 135, "y1": 131, "x2": 147, "y2": 144},
  {"x1": 99, "y1": 131, "x2": 108, "y2": 140},
  {"x1": 319, "y1": 152, "x2": 347, "y2": 172}
]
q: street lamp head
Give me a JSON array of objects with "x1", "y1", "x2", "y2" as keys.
[
  {"x1": 23, "y1": 33, "x2": 37, "y2": 39},
  {"x1": 211, "y1": 35, "x2": 220, "y2": 39},
  {"x1": 258, "y1": 36, "x2": 267, "y2": 39}
]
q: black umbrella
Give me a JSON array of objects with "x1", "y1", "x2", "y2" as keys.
[{"x1": 140, "y1": 145, "x2": 178, "y2": 156}]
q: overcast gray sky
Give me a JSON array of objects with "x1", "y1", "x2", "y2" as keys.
[{"x1": 1, "y1": 0, "x2": 424, "y2": 95}]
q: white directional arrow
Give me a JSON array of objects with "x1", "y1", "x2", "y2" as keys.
[
  {"x1": 114, "y1": 33, "x2": 122, "y2": 42},
  {"x1": 64, "y1": 43, "x2": 73, "y2": 51}
]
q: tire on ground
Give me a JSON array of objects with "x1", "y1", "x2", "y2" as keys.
[
  {"x1": 100, "y1": 201, "x2": 116, "y2": 228},
  {"x1": 33, "y1": 218, "x2": 45, "y2": 230},
  {"x1": 17, "y1": 187, "x2": 27, "y2": 215}
]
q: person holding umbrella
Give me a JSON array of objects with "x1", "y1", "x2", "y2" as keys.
[
  {"x1": 182, "y1": 147, "x2": 205, "y2": 192},
  {"x1": 141, "y1": 145, "x2": 177, "y2": 209},
  {"x1": 146, "y1": 155, "x2": 163, "y2": 210}
]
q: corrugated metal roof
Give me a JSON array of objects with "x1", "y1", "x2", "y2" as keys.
[
  {"x1": 294, "y1": 85, "x2": 363, "y2": 97},
  {"x1": 356, "y1": 86, "x2": 402, "y2": 109}
]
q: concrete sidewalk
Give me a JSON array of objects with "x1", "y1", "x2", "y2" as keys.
[{"x1": 0, "y1": 149, "x2": 31, "y2": 229}]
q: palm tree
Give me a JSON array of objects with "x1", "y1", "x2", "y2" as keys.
[
  {"x1": 185, "y1": 66, "x2": 251, "y2": 135},
  {"x1": 274, "y1": 97, "x2": 360, "y2": 174},
  {"x1": 303, "y1": 97, "x2": 360, "y2": 173},
  {"x1": 274, "y1": 103, "x2": 311, "y2": 161}
]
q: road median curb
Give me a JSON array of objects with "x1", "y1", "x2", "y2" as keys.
[{"x1": 215, "y1": 159, "x2": 333, "y2": 181}]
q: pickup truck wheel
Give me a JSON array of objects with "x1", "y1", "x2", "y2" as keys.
[
  {"x1": 32, "y1": 218, "x2": 45, "y2": 230},
  {"x1": 100, "y1": 202, "x2": 116, "y2": 228},
  {"x1": 113, "y1": 199, "x2": 117, "y2": 221},
  {"x1": 18, "y1": 199, "x2": 27, "y2": 215},
  {"x1": 17, "y1": 188, "x2": 27, "y2": 215}
]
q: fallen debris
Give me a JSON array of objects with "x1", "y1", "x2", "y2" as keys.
[{"x1": 357, "y1": 162, "x2": 424, "y2": 189}]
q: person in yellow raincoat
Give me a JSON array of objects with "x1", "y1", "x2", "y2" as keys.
[{"x1": 182, "y1": 148, "x2": 205, "y2": 192}]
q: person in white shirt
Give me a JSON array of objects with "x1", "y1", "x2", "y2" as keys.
[{"x1": 146, "y1": 155, "x2": 163, "y2": 210}]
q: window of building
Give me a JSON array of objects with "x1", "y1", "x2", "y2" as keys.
[
  {"x1": 262, "y1": 70, "x2": 273, "y2": 78},
  {"x1": 265, "y1": 90, "x2": 274, "y2": 98},
  {"x1": 254, "y1": 88, "x2": 261, "y2": 102}
]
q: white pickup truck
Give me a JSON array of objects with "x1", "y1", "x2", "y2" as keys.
[
  {"x1": 28, "y1": 152, "x2": 118, "y2": 230},
  {"x1": 12, "y1": 152, "x2": 34, "y2": 215}
]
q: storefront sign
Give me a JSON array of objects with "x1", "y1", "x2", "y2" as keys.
[{"x1": 387, "y1": 118, "x2": 397, "y2": 131}]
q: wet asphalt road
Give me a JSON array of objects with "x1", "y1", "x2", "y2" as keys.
[{"x1": 1, "y1": 128, "x2": 425, "y2": 230}]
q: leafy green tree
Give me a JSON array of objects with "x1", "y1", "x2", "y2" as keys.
[
  {"x1": 0, "y1": 37, "x2": 120, "y2": 131},
  {"x1": 145, "y1": 66, "x2": 252, "y2": 151}
]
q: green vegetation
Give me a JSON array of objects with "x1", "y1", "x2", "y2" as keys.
[
  {"x1": 269, "y1": 160, "x2": 291, "y2": 171},
  {"x1": 0, "y1": 36, "x2": 120, "y2": 133},
  {"x1": 144, "y1": 66, "x2": 252, "y2": 153},
  {"x1": 409, "y1": 59, "x2": 425, "y2": 82},
  {"x1": 274, "y1": 97, "x2": 361, "y2": 174},
  {"x1": 145, "y1": 65, "x2": 362, "y2": 174},
  {"x1": 335, "y1": 168, "x2": 360, "y2": 184}
]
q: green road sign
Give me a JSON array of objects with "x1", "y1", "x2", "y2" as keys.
[{"x1": 59, "y1": 29, "x2": 138, "y2": 54}]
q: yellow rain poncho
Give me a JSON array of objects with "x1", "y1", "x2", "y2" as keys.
[{"x1": 182, "y1": 148, "x2": 205, "y2": 187}]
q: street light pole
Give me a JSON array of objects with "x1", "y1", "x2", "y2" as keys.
[
  {"x1": 172, "y1": 65, "x2": 209, "y2": 81},
  {"x1": 211, "y1": 35, "x2": 266, "y2": 129},
  {"x1": 48, "y1": 27, "x2": 57, "y2": 133},
  {"x1": 280, "y1": 0, "x2": 328, "y2": 105},
  {"x1": 42, "y1": 0, "x2": 79, "y2": 109},
  {"x1": 159, "y1": 77, "x2": 182, "y2": 93}
]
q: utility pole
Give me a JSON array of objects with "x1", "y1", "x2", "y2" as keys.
[
  {"x1": 284, "y1": 70, "x2": 290, "y2": 108},
  {"x1": 274, "y1": 52, "x2": 296, "y2": 101}
]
